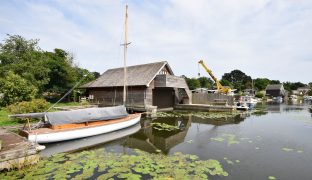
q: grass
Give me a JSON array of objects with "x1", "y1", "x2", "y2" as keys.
[
  {"x1": 0, "y1": 108, "x2": 19, "y2": 126},
  {"x1": 54, "y1": 102, "x2": 82, "y2": 107},
  {"x1": 0, "y1": 102, "x2": 86, "y2": 127}
]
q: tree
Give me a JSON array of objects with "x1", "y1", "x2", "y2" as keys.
[
  {"x1": 220, "y1": 79, "x2": 233, "y2": 88},
  {"x1": 0, "y1": 35, "x2": 98, "y2": 103},
  {"x1": 0, "y1": 35, "x2": 50, "y2": 93},
  {"x1": 0, "y1": 71, "x2": 38, "y2": 106},
  {"x1": 43, "y1": 49, "x2": 77, "y2": 94},
  {"x1": 185, "y1": 77, "x2": 200, "y2": 90},
  {"x1": 283, "y1": 81, "x2": 306, "y2": 92},
  {"x1": 92, "y1": 72, "x2": 101, "y2": 79},
  {"x1": 270, "y1": 80, "x2": 280, "y2": 84},
  {"x1": 198, "y1": 77, "x2": 214, "y2": 89},
  {"x1": 254, "y1": 78, "x2": 270, "y2": 91},
  {"x1": 221, "y1": 70, "x2": 252, "y2": 91}
]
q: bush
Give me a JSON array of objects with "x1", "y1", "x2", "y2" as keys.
[
  {"x1": 6, "y1": 99, "x2": 50, "y2": 114},
  {"x1": 0, "y1": 71, "x2": 38, "y2": 106},
  {"x1": 255, "y1": 92, "x2": 264, "y2": 98}
]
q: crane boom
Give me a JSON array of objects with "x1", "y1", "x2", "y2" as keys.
[{"x1": 198, "y1": 60, "x2": 232, "y2": 94}]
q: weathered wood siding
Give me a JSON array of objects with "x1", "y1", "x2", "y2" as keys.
[
  {"x1": 154, "y1": 75, "x2": 188, "y2": 88},
  {"x1": 145, "y1": 80, "x2": 154, "y2": 107},
  {"x1": 192, "y1": 93, "x2": 234, "y2": 105},
  {"x1": 88, "y1": 86, "x2": 146, "y2": 107}
]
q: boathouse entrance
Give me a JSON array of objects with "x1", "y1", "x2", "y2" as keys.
[{"x1": 152, "y1": 87, "x2": 175, "y2": 108}]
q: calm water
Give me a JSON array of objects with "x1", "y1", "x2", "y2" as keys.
[{"x1": 42, "y1": 102, "x2": 312, "y2": 180}]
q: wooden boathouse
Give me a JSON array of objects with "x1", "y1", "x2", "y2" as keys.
[{"x1": 81, "y1": 61, "x2": 191, "y2": 111}]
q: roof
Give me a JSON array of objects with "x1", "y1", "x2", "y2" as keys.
[
  {"x1": 297, "y1": 86, "x2": 310, "y2": 90},
  {"x1": 266, "y1": 84, "x2": 283, "y2": 90},
  {"x1": 81, "y1": 61, "x2": 173, "y2": 88}
]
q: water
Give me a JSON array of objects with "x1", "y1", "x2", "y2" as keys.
[
  {"x1": 31, "y1": 103, "x2": 312, "y2": 179},
  {"x1": 96, "y1": 104, "x2": 312, "y2": 179}
]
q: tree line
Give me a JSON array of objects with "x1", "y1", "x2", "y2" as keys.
[
  {"x1": 0, "y1": 35, "x2": 99, "y2": 107},
  {"x1": 184, "y1": 69, "x2": 312, "y2": 94}
]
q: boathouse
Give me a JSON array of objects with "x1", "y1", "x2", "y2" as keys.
[
  {"x1": 81, "y1": 61, "x2": 191, "y2": 111},
  {"x1": 265, "y1": 84, "x2": 286, "y2": 98}
]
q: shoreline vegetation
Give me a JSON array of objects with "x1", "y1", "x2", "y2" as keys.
[{"x1": 0, "y1": 102, "x2": 83, "y2": 127}]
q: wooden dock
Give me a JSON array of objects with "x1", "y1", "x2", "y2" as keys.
[
  {"x1": 0, "y1": 129, "x2": 39, "y2": 170},
  {"x1": 174, "y1": 104, "x2": 235, "y2": 112}
]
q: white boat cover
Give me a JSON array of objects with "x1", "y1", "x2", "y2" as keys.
[{"x1": 45, "y1": 105, "x2": 128, "y2": 125}]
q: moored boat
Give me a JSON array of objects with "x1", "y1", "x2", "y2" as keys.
[{"x1": 11, "y1": 105, "x2": 141, "y2": 143}]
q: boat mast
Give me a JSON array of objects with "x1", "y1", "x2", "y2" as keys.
[{"x1": 122, "y1": 5, "x2": 130, "y2": 106}]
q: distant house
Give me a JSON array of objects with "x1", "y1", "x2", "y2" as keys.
[
  {"x1": 81, "y1": 61, "x2": 191, "y2": 111},
  {"x1": 297, "y1": 86, "x2": 311, "y2": 95},
  {"x1": 265, "y1": 84, "x2": 286, "y2": 98},
  {"x1": 243, "y1": 89, "x2": 256, "y2": 96}
]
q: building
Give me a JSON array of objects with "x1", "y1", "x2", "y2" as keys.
[
  {"x1": 265, "y1": 84, "x2": 286, "y2": 98},
  {"x1": 243, "y1": 89, "x2": 256, "y2": 96},
  {"x1": 296, "y1": 86, "x2": 311, "y2": 95},
  {"x1": 81, "y1": 61, "x2": 191, "y2": 111}
]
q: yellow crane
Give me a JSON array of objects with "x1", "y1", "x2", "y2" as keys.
[{"x1": 198, "y1": 60, "x2": 232, "y2": 94}]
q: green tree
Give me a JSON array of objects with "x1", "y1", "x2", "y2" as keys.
[
  {"x1": 0, "y1": 35, "x2": 99, "y2": 103},
  {"x1": 283, "y1": 81, "x2": 306, "y2": 92},
  {"x1": 0, "y1": 71, "x2": 38, "y2": 106},
  {"x1": 0, "y1": 35, "x2": 50, "y2": 93},
  {"x1": 270, "y1": 80, "x2": 280, "y2": 84},
  {"x1": 254, "y1": 78, "x2": 270, "y2": 91},
  {"x1": 221, "y1": 70, "x2": 252, "y2": 91},
  {"x1": 198, "y1": 77, "x2": 214, "y2": 89},
  {"x1": 43, "y1": 49, "x2": 77, "y2": 94},
  {"x1": 185, "y1": 77, "x2": 200, "y2": 90},
  {"x1": 220, "y1": 79, "x2": 233, "y2": 88}
]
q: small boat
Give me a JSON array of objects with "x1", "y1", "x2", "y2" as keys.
[
  {"x1": 239, "y1": 95, "x2": 257, "y2": 109},
  {"x1": 12, "y1": 105, "x2": 141, "y2": 143},
  {"x1": 272, "y1": 96, "x2": 283, "y2": 103},
  {"x1": 236, "y1": 105, "x2": 249, "y2": 111}
]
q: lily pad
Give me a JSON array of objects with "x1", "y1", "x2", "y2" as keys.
[
  {"x1": 282, "y1": 148, "x2": 294, "y2": 152},
  {"x1": 268, "y1": 176, "x2": 276, "y2": 180}
]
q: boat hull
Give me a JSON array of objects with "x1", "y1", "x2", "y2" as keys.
[{"x1": 25, "y1": 114, "x2": 141, "y2": 143}]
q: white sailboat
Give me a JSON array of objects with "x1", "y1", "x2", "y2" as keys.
[{"x1": 11, "y1": 5, "x2": 141, "y2": 143}]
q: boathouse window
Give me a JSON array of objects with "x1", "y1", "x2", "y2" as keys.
[{"x1": 159, "y1": 69, "x2": 168, "y2": 75}]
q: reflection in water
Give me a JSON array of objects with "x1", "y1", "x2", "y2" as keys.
[
  {"x1": 36, "y1": 103, "x2": 312, "y2": 179},
  {"x1": 40, "y1": 124, "x2": 141, "y2": 156},
  {"x1": 125, "y1": 113, "x2": 249, "y2": 154},
  {"x1": 125, "y1": 117, "x2": 191, "y2": 154},
  {"x1": 191, "y1": 113, "x2": 247, "y2": 126}
]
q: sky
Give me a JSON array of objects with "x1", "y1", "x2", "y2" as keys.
[{"x1": 0, "y1": 0, "x2": 311, "y2": 83}]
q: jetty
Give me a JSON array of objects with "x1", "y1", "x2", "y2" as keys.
[{"x1": 0, "y1": 128, "x2": 39, "y2": 170}]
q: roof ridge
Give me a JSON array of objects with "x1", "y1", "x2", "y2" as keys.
[{"x1": 107, "y1": 61, "x2": 167, "y2": 71}]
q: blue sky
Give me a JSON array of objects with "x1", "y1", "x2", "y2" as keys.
[{"x1": 0, "y1": 0, "x2": 311, "y2": 83}]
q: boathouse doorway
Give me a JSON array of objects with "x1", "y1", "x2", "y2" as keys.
[{"x1": 152, "y1": 88, "x2": 175, "y2": 108}]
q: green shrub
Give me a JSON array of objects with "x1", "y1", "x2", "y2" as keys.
[
  {"x1": 6, "y1": 99, "x2": 50, "y2": 114},
  {"x1": 255, "y1": 92, "x2": 264, "y2": 98},
  {"x1": 0, "y1": 71, "x2": 38, "y2": 106}
]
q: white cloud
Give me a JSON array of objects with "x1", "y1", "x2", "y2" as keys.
[{"x1": 0, "y1": 0, "x2": 311, "y2": 83}]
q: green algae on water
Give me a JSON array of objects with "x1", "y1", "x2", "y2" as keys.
[
  {"x1": 268, "y1": 176, "x2": 276, "y2": 180},
  {"x1": 151, "y1": 122, "x2": 179, "y2": 131},
  {"x1": 0, "y1": 149, "x2": 229, "y2": 179},
  {"x1": 211, "y1": 133, "x2": 240, "y2": 146},
  {"x1": 157, "y1": 111, "x2": 240, "y2": 119},
  {"x1": 282, "y1": 148, "x2": 294, "y2": 152}
]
